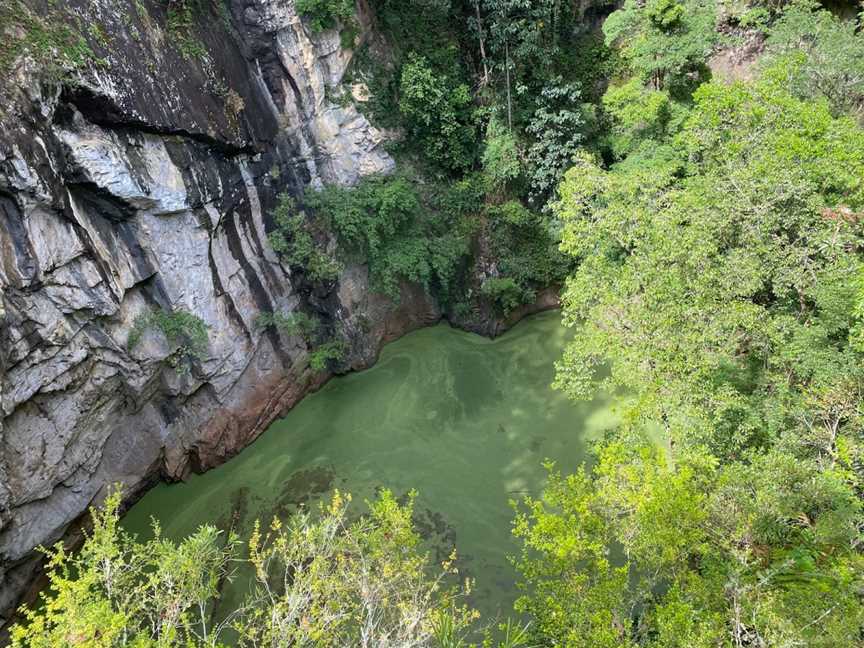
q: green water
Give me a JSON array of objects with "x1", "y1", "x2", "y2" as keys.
[{"x1": 123, "y1": 311, "x2": 620, "y2": 620}]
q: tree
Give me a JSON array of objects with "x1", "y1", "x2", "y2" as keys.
[
  {"x1": 514, "y1": 439, "x2": 864, "y2": 647},
  {"x1": 555, "y1": 62, "x2": 864, "y2": 457},
  {"x1": 764, "y1": 0, "x2": 864, "y2": 118},
  {"x1": 523, "y1": 77, "x2": 585, "y2": 207},
  {"x1": 12, "y1": 491, "x2": 512, "y2": 648},
  {"x1": 519, "y1": 36, "x2": 864, "y2": 648},
  {"x1": 234, "y1": 490, "x2": 477, "y2": 647},
  {"x1": 602, "y1": 0, "x2": 716, "y2": 90},
  {"x1": 295, "y1": 0, "x2": 355, "y2": 32}
]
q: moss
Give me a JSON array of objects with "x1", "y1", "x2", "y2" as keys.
[
  {"x1": 0, "y1": 1, "x2": 94, "y2": 82},
  {"x1": 166, "y1": 2, "x2": 207, "y2": 59}
]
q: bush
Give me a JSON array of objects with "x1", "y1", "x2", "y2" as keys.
[
  {"x1": 308, "y1": 339, "x2": 346, "y2": 371},
  {"x1": 603, "y1": 0, "x2": 717, "y2": 90},
  {"x1": 481, "y1": 118, "x2": 522, "y2": 195},
  {"x1": 255, "y1": 310, "x2": 319, "y2": 341},
  {"x1": 524, "y1": 77, "x2": 585, "y2": 208},
  {"x1": 268, "y1": 193, "x2": 342, "y2": 283},
  {"x1": 128, "y1": 308, "x2": 209, "y2": 370},
  {"x1": 398, "y1": 54, "x2": 477, "y2": 172},
  {"x1": 295, "y1": 0, "x2": 355, "y2": 32},
  {"x1": 11, "y1": 490, "x2": 494, "y2": 648},
  {"x1": 307, "y1": 175, "x2": 473, "y2": 299},
  {"x1": 484, "y1": 201, "x2": 572, "y2": 304},
  {"x1": 9, "y1": 491, "x2": 237, "y2": 648},
  {"x1": 480, "y1": 277, "x2": 531, "y2": 315},
  {"x1": 764, "y1": 0, "x2": 864, "y2": 117}
]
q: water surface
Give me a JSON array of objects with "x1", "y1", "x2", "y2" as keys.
[{"x1": 123, "y1": 311, "x2": 620, "y2": 619}]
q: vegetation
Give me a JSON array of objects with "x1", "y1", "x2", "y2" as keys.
[
  {"x1": 268, "y1": 193, "x2": 343, "y2": 283},
  {"x1": 164, "y1": 0, "x2": 207, "y2": 59},
  {"x1": 12, "y1": 0, "x2": 864, "y2": 646},
  {"x1": 11, "y1": 491, "x2": 532, "y2": 648},
  {"x1": 255, "y1": 310, "x2": 319, "y2": 341},
  {"x1": 295, "y1": 0, "x2": 355, "y2": 32},
  {"x1": 285, "y1": 175, "x2": 476, "y2": 300},
  {"x1": 128, "y1": 308, "x2": 209, "y2": 370},
  {"x1": 308, "y1": 339, "x2": 347, "y2": 371},
  {"x1": 509, "y1": 2, "x2": 864, "y2": 646}
]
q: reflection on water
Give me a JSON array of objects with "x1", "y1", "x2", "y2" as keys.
[{"x1": 123, "y1": 311, "x2": 620, "y2": 621}]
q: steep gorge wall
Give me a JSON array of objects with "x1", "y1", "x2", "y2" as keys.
[{"x1": 0, "y1": 0, "x2": 443, "y2": 625}]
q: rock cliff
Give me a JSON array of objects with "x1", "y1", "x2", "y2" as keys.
[{"x1": 0, "y1": 0, "x2": 438, "y2": 626}]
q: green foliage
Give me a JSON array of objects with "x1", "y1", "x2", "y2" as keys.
[
  {"x1": 479, "y1": 0, "x2": 581, "y2": 83},
  {"x1": 601, "y1": 77, "x2": 689, "y2": 160},
  {"x1": 646, "y1": 0, "x2": 685, "y2": 29},
  {"x1": 764, "y1": 0, "x2": 864, "y2": 117},
  {"x1": 255, "y1": 310, "x2": 319, "y2": 341},
  {"x1": 295, "y1": 0, "x2": 355, "y2": 32},
  {"x1": 603, "y1": 0, "x2": 716, "y2": 90},
  {"x1": 523, "y1": 78, "x2": 584, "y2": 207},
  {"x1": 479, "y1": 277, "x2": 529, "y2": 315},
  {"x1": 308, "y1": 339, "x2": 346, "y2": 371},
  {"x1": 399, "y1": 54, "x2": 477, "y2": 172},
  {"x1": 525, "y1": 19, "x2": 864, "y2": 646},
  {"x1": 269, "y1": 193, "x2": 342, "y2": 283},
  {"x1": 484, "y1": 200, "x2": 571, "y2": 309},
  {"x1": 556, "y1": 69, "x2": 864, "y2": 455},
  {"x1": 13, "y1": 490, "x2": 505, "y2": 648},
  {"x1": 514, "y1": 437, "x2": 864, "y2": 647},
  {"x1": 481, "y1": 119, "x2": 521, "y2": 195},
  {"x1": 306, "y1": 175, "x2": 473, "y2": 299},
  {"x1": 236, "y1": 489, "x2": 478, "y2": 646},
  {"x1": 129, "y1": 308, "x2": 209, "y2": 370},
  {"x1": 10, "y1": 490, "x2": 238, "y2": 648}
]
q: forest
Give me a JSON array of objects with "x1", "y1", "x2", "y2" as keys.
[{"x1": 6, "y1": 0, "x2": 864, "y2": 646}]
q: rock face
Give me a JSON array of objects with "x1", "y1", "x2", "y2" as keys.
[{"x1": 0, "y1": 0, "x2": 415, "y2": 626}]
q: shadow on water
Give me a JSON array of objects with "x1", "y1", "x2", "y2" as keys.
[{"x1": 122, "y1": 310, "x2": 622, "y2": 623}]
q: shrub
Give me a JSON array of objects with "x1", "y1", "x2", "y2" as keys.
[
  {"x1": 295, "y1": 0, "x2": 355, "y2": 32},
  {"x1": 268, "y1": 193, "x2": 342, "y2": 283},
  {"x1": 308, "y1": 339, "x2": 346, "y2": 371},
  {"x1": 398, "y1": 54, "x2": 477, "y2": 172},
  {"x1": 481, "y1": 118, "x2": 522, "y2": 195},
  {"x1": 255, "y1": 311, "x2": 319, "y2": 341},
  {"x1": 9, "y1": 491, "x2": 237, "y2": 648},
  {"x1": 524, "y1": 77, "x2": 585, "y2": 208},
  {"x1": 480, "y1": 277, "x2": 531, "y2": 315},
  {"x1": 484, "y1": 201, "x2": 572, "y2": 304},
  {"x1": 128, "y1": 308, "x2": 209, "y2": 370},
  {"x1": 11, "y1": 490, "x2": 492, "y2": 648},
  {"x1": 307, "y1": 176, "x2": 472, "y2": 299},
  {"x1": 603, "y1": 0, "x2": 717, "y2": 90}
]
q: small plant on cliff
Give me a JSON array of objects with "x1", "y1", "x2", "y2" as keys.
[
  {"x1": 308, "y1": 339, "x2": 347, "y2": 371},
  {"x1": 295, "y1": 0, "x2": 355, "y2": 32},
  {"x1": 255, "y1": 310, "x2": 319, "y2": 342},
  {"x1": 128, "y1": 308, "x2": 210, "y2": 370},
  {"x1": 164, "y1": 0, "x2": 207, "y2": 59}
]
